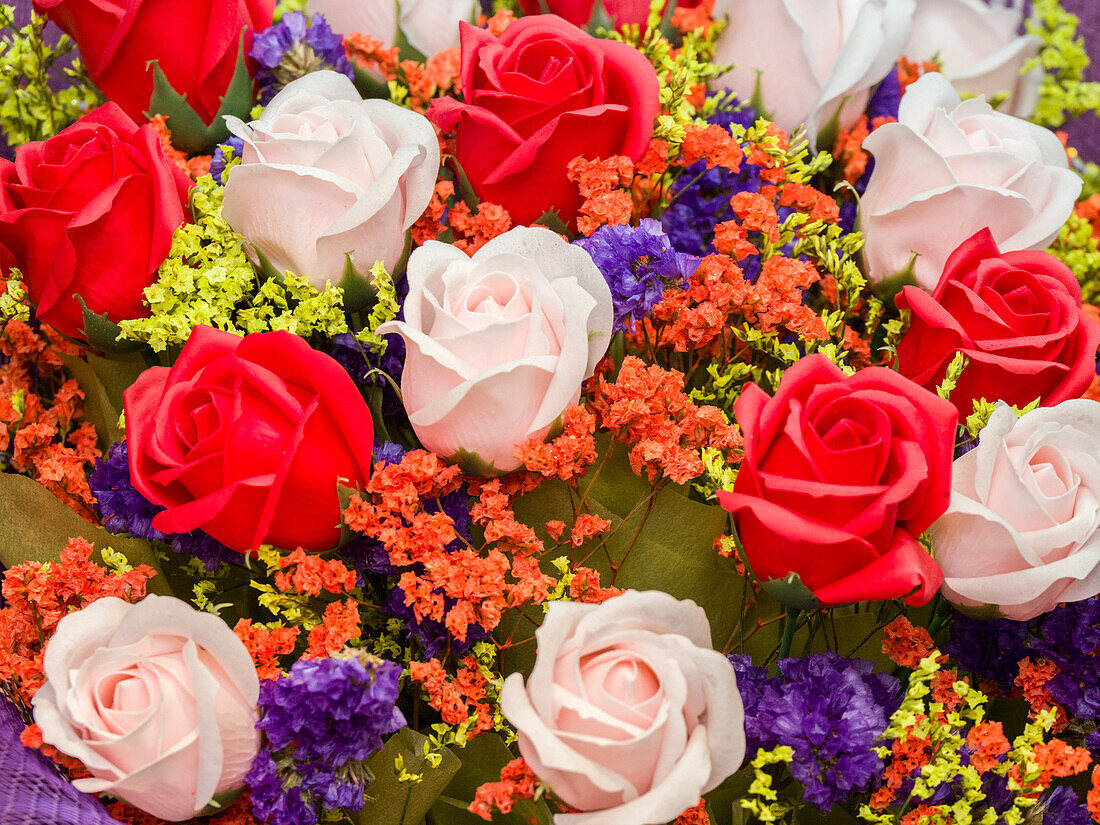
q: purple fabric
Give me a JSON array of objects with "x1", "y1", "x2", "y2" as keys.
[
  {"x1": 1063, "y1": 0, "x2": 1100, "y2": 162},
  {"x1": 0, "y1": 696, "x2": 117, "y2": 825}
]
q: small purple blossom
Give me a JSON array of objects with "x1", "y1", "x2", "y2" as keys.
[
  {"x1": 251, "y1": 12, "x2": 353, "y2": 103},
  {"x1": 574, "y1": 219, "x2": 698, "y2": 333},
  {"x1": 246, "y1": 654, "x2": 406, "y2": 824},
  {"x1": 1037, "y1": 785, "x2": 1092, "y2": 825},
  {"x1": 210, "y1": 136, "x2": 244, "y2": 185}
]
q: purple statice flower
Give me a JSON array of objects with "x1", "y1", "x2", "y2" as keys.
[
  {"x1": 660, "y1": 97, "x2": 761, "y2": 256},
  {"x1": 0, "y1": 696, "x2": 119, "y2": 825},
  {"x1": 867, "y1": 68, "x2": 902, "y2": 121},
  {"x1": 88, "y1": 440, "x2": 238, "y2": 571},
  {"x1": 1029, "y1": 598, "x2": 1100, "y2": 719},
  {"x1": 751, "y1": 653, "x2": 901, "y2": 811},
  {"x1": 251, "y1": 12, "x2": 353, "y2": 103},
  {"x1": 246, "y1": 654, "x2": 406, "y2": 824},
  {"x1": 329, "y1": 331, "x2": 407, "y2": 419},
  {"x1": 210, "y1": 136, "x2": 244, "y2": 185},
  {"x1": 89, "y1": 440, "x2": 166, "y2": 541},
  {"x1": 943, "y1": 610, "x2": 1031, "y2": 690},
  {"x1": 1037, "y1": 785, "x2": 1092, "y2": 825},
  {"x1": 1088, "y1": 730, "x2": 1100, "y2": 760},
  {"x1": 727, "y1": 654, "x2": 780, "y2": 755},
  {"x1": 574, "y1": 219, "x2": 699, "y2": 333}
]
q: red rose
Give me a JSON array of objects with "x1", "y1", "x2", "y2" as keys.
[
  {"x1": 0, "y1": 103, "x2": 191, "y2": 340},
  {"x1": 427, "y1": 15, "x2": 659, "y2": 227},
  {"x1": 34, "y1": 0, "x2": 274, "y2": 125},
  {"x1": 896, "y1": 228, "x2": 1100, "y2": 417},
  {"x1": 717, "y1": 355, "x2": 956, "y2": 606},
  {"x1": 123, "y1": 326, "x2": 375, "y2": 553},
  {"x1": 516, "y1": 0, "x2": 656, "y2": 27}
]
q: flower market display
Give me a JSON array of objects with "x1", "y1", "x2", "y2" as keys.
[{"x1": 8, "y1": 0, "x2": 1100, "y2": 823}]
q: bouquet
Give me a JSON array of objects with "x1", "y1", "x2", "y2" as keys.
[{"x1": 3, "y1": 0, "x2": 1100, "y2": 823}]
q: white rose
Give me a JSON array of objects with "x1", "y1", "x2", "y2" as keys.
[
  {"x1": 933, "y1": 401, "x2": 1100, "y2": 621},
  {"x1": 306, "y1": 0, "x2": 477, "y2": 57},
  {"x1": 710, "y1": 0, "x2": 915, "y2": 145},
  {"x1": 378, "y1": 226, "x2": 613, "y2": 474},
  {"x1": 499, "y1": 591, "x2": 746, "y2": 825},
  {"x1": 221, "y1": 70, "x2": 439, "y2": 292},
  {"x1": 860, "y1": 72, "x2": 1080, "y2": 289},
  {"x1": 905, "y1": 0, "x2": 1042, "y2": 119}
]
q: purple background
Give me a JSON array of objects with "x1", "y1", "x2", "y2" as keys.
[{"x1": 1, "y1": 0, "x2": 1100, "y2": 158}]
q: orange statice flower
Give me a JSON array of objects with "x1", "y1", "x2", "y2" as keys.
[
  {"x1": 1031, "y1": 738, "x2": 1091, "y2": 787},
  {"x1": 469, "y1": 758, "x2": 538, "y2": 821},
  {"x1": 965, "y1": 722, "x2": 1010, "y2": 773},
  {"x1": 1088, "y1": 765, "x2": 1100, "y2": 822},
  {"x1": 673, "y1": 800, "x2": 710, "y2": 825},
  {"x1": 515, "y1": 405, "x2": 598, "y2": 482},
  {"x1": 447, "y1": 201, "x2": 513, "y2": 254},
  {"x1": 672, "y1": 0, "x2": 715, "y2": 34},
  {"x1": 1016, "y1": 656, "x2": 1067, "y2": 728},
  {"x1": 409, "y1": 655, "x2": 494, "y2": 734},
  {"x1": 569, "y1": 566, "x2": 621, "y2": 604},
  {"x1": 233, "y1": 619, "x2": 300, "y2": 680},
  {"x1": 343, "y1": 32, "x2": 400, "y2": 77},
  {"x1": 679, "y1": 123, "x2": 743, "y2": 172},
  {"x1": 305, "y1": 598, "x2": 361, "y2": 659},
  {"x1": 0, "y1": 537, "x2": 155, "y2": 703},
  {"x1": 274, "y1": 547, "x2": 357, "y2": 596},
  {"x1": 568, "y1": 155, "x2": 636, "y2": 235},
  {"x1": 882, "y1": 616, "x2": 935, "y2": 668},
  {"x1": 590, "y1": 356, "x2": 741, "y2": 484},
  {"x1": 149, "y1": 114, "x2": 212, "y2": 178},
  {"x1": 570, "y1": 513, "x2": 611, "y2": 547}
]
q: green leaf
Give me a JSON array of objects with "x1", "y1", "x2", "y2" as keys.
[
  {"x1": 0, "y1": 473, "x2": 171, "y2": 595},
  {"x1": 503, "y1": 436, "x2": 741, "y2": 676},
  {"x1": 353, "y1": 64, "x2": 393, "y2": 100},
  {"x1": 586, "y1": 0, "x2": 616, "y2": 33},
  {"x1": 144, "y1": 31, "x2": 254, "y2": 154},
  {"x1": 445, "y1": 155, "x2": 481, "y2": 213},
  {"x1": 57, "y1": 351, "x2": 149, "y2": 449},
  {"x1": 427, "y1": 734, "x2": 551, "y2": 825},
  {"x1": 351, "y1": 728, "x2": 461, "y2": 825}
]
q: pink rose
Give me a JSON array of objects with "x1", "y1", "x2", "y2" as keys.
[
  {"x1": 904, "y1": 0, "x2": 1042, "y2": 118},
  {"x1": 933, "y1": 401, "x2": 1100, "y2": 621},
  {"x1": 378, "y1": 226, "x2": 613, "y2": 474},
  {"x1": 32, "y1": 595, "x2": 260, "y2": 821},
  {"x1": 499, "y1": 590, "x2": 745, "y2": 825},
  {"x1": 221, "y1": 70, "x2": 439, "y2": 291},
  {"x1": 710, "y1": 0, "x2": 915, "y2": 145},
  {"x1": 861, "y1": 72, "x2": 1081, "y2": 289}
]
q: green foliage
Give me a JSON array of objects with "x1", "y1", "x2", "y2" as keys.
[
  {"x1": 118, "y1": 176, "x2": 349, "y2": 351},
  {"x1": 0, "y1": 7, "x2": 100, "y2": 147},
  {"x1": 1049, "y1": 210, "x2": 1100, "y2": 305},
  {"x1": 1025, "y1": 0, "x2": 1100, "y2": 128}
]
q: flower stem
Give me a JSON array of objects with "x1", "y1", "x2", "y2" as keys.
[{"x1": 778, "y1": 608, "x2": 800, "y2": 661}]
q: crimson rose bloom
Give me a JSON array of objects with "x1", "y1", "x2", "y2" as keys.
[
  {"x1": 35, "y1": 0, "x2": 274, "y2": 125},
  {"x1": 0, "y1": 103, "x2": 191, "y2": 340},
  {"x1": 717, "y1": 355, "x2": 956, "y2": 606},
  {"x1": 516, "y1": 0, "x2": 694, "y2": 27},
  {"x1": 427, "y1": 15, "x2": 659, "y2": 227},
  {"x1": 896, "y1": 228, "x2": 1100, "y2": 417},
  {"x1": 124, "y1": 326, "x2": 375, "y2": 554}
]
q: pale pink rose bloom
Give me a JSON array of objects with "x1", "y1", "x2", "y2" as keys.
[
  {"x1": 934, "y1": 401, "x2": 1100, "y2": 621},
  {"x1": 861, "y1": 72, "x2": 1080, "y2": 289},
  {"x1": 221, "y1": 70, "x2": 439, "y2": 291},
  {"x1": 499, "y1": 591, "x2": 745, "y2": 825},
  {"x1": 710, "y1": 0, "x2": 915, "y2": 145},
  {"x1": 307, "y1": 0, "x2": 476, "y2": 57},
  {"x1": 378, "y1": 226, "x2": 613, "y2": 474},
  {"x1": 32, "y1": 595, "x2": 260, "y2": 822},
  {"x1": 905, "y1": 0, "x2": 1042, "y2": 118}
]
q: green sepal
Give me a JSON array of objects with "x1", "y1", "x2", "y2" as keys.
[
  {"x1": 445, "y1": 154, "x2": 481, "y2": 213},
  {"x1": 532, "y1": 209, "x2": 569, "y2": 236},
  {"x1": 76, "y1": 295, "x2": 147, "y2": 355},
  {"x1": 758, "y1": 571, "x2": 822, "y2": 612},
  {"x1": 340, "y1": 252, "x2": 373, "y2": 314},
  {"x1": 871, "y1": 251, "x2": 920, "y2": 306},
  {"x1": 196, "y1": 788, "x2": 244, "y2": 818},
  {"x1": 585, "y1": 0, "x2": 616, "y2": 33},
  {"x1": 145, "y1": 30, "x2": 255, "y2": 154},
  {"x1": 353, "y1": 64, "x2": 393, "y2": 100},
  {"x1": 57, "y1": 351, "x2": 147, "y2": 449}
]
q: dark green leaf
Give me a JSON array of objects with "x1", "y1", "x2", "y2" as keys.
[
  {"x1": 351, "y1": 728, "x2": 461, "y2": 825},
  {"x1": 586, "y1": 0, "x2": 616, "y2": 32},
  {"x1": 0, "y1": 473, "x2": 171, "y2": 595},
  {"x1": 76, "y1": 296, "x2": 146, "y2": 355},
  {"x1": 144, "y1": 31, "x2": 254, "y2": 154},
  {"x1": 445, "y1": 155, "x2": 481, "y2": 213},
  {"x1": 353, "y1": 64, "x2": 394, "y2": 100}
]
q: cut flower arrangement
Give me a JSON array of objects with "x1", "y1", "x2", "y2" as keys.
[{"x1": 6, "y1": 0, "x2": 1100, "y2": 824}]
